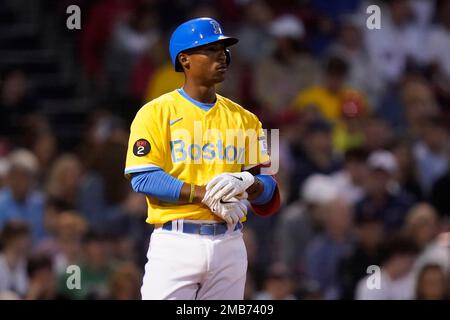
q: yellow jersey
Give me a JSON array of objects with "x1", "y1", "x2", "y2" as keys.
[{"x1": 125, "y1": 89, "x2": 270, "y2": 224}]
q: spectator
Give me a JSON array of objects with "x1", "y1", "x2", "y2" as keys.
[
  {"x1": 332, "y1": 90, "x2": 369, "y2": 153},
  {"x1": 31, "y1": 131, "x2": 58, "y2": 188},
  {"x1": 304, "y1": 197, "x2": 355, "y2": 299},
  {"x1": 80, "y1": 0, "x2": 139, "y2": 80},
  {"x1": 426, "y1": 0, "x2": 450, "y2": 80},
  {"x1": 253, "y1": 264, "x2": 296, "y2": 300},
  {"x1": 104, "y1": 3, "x2": 160, "y2": 97},
  {"x1": 234, "y1": 0, "x2": 273, "y2": 65},
  {"x1": 35, "y1": 197, "x2": 74, "y2": 256},
  {"x1": 253, "y1": 14, "x2": 319, "y2": 115},
  {"x1": 129, "y1": 34, "x2": 171, "y2": 101},
  {"x1": 287, "y1": 118, "x2": 342, "y2": 203},
  {"x1": 391, "y1": 139, "x2": 423, "y2": 201},
  {"x1": 0, "y1": 220, "x2": 31, "y2": 297},
  {"x1": 413, "y1": 115, "x2": 449, "y2": 196},
  {"x1": 308, "y1": 0, "x2": 362, "y2": 55},
  {"x1": 78, "y1": 113, "x2": 131, "y2": 230},
  {"x1": 58, "y1": 230, "x2": 113, "y2": 299},
  {"x1": 355, "y1": 150, "x2": 415, "y2": 232},
  {"x1": 107, "y1": 262, "x2": 141, "y2": 300},
  {"x1": 46, "y1": 154, "x2": 83, "y2": 209},
  {"x1": 331, "y1": 147, "x2": 369, "y2": 205},
  {"x1": 364, "y1": 0, "x2": 427, "y2": 85},
  {"x1": 0, "y1": 69, "x2": 35, "y2": 148},
  {"x1": 355, "y1": 234, "x2": 419, "y2": 299},
  {"x1": 142, "y1": 37, "x2": 185, "y2": 102},
  {"x1": 25, "y1": 253, "x2": 65, "y2": 300},
  {"x1": 404, "y1": 203, "x2": 440, "y2": 251},
  {"x1": 403, "y1": 203, "x2": 450, "y2": 272},
  {"x1": 0, "y1": 149, "x2": 46, "y2": 241},
  {"x1": 275, "y1": 174, "x2": 339, "y2": 279},
  {"x1": 362, "y1": 116, "x2": 394, "y2": 152},
  {"x1": 339, "y1": 212, "x2": 384, "y2": 299},
  {"x1": 292, "y1": 56, "x2": 355, "y2": 124},
  {"x1": 415, "y1": 263, "x2": 450, "y2": 300},
  {"x1": 326, "y1": 14, "x2": 378, "y2": 103},
  {"x1": 50, "y1": 211, "x2": 88, "y2": 275}
]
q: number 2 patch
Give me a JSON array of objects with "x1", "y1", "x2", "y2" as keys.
[{"x1": 133, "y1": 139, "x2": 151, "y2": 157}]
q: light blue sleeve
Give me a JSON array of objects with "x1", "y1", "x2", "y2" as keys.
[{"x1": 130, "y1": 169, "x2": 184, "y2": 202}]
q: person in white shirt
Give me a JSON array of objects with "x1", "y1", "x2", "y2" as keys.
[
  {"x1": 355, "y1": 234, "x2": 418, "y2": 299},
  {"x1": 364, "y1": 0, "x2": 427, "y2": 86},
  {"x1": 0, "y1": 221, "x2": 31, "y2": 297},
  {"x1": 426, "y1": 0, "x2": 450, "y2": 78}
]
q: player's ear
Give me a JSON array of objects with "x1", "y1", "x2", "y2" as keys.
[{"x1": 178, "y1": 53, "x2": 190, "y2": 71}]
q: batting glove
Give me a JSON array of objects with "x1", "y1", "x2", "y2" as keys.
[
  {"x1": 215, "y1": 197, "x2": 248, "y2": 225},
  {"x1": 202, "y1": 194, "x2": 247, "y2": 225},
  {"x1": 205, "y1": 172, "x2": 255, "y2": 202}
]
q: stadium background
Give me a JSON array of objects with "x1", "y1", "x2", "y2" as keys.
[{"x1": 0, "y1": 0, "x2": 450, "y2": 300}]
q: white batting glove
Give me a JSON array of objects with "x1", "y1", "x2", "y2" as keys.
[
  {"x1": 214, "y1": 197, "x2": 247, "y2": 225},
  {"x1": 205, "y1": 172, "x2": 255, "y2": 202},
  {"x1": 202, "y1": 195, "x2": 247, "y2": 225}
]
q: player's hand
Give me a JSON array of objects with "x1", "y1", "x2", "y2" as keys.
[
  {"x1": 205, "y1": 172, "x2": 255, "y2": 202},
  {"x1": 202, "y1": 194, "x2": 247, "y2": 224},
  {"x1": 213, "y1": 197, "x2": 247, "y2": 225}
]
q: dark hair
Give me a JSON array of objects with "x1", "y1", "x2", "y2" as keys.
[
  {"x1": 306, "y1": 117, "x2": 333, "y2": 133},
  {"x1": 415, "y1": 263, "x2": 449, "y2": 300},
  {"x1": 0, "y1": 67, "x2": 25, "y2": 84},
  {"x1": 27, "y1": 253, "x2": 53, "y2": 278},
  {"x1": 82, "y1": 230, "x2": 109, "y2": 245},
  {"x1": 378, "y1": 234, "x2": 419, "y2": 265},
  {"x1": 45, "y1": 196, "x2": 75, "y2": 213},
  {"x1": 325, "y1": 56, "x2": 349, "y2": 77},
  {"x1": 421, "y1": 115, "x2": 446, "y2": 129},
  {"x1": 344, "y1": 147, "x2": 369, "y2": 163},
  {"x1": 0, "y1": 220, "x2": 31, "y2": 249}
]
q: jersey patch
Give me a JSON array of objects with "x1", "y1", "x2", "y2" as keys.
[{"x1": 133, "y1": 139, "x2": 151, "y2": 157}]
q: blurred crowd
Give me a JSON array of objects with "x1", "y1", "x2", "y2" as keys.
[{"x1": 1, "y1": 0, "x2": 450, "y2": 300}]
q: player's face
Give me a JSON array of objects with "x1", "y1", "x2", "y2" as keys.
[{"x1": 182, "y1": 42, "x2": 228, "y2": 84}]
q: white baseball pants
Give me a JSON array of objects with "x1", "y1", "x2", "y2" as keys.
[{"x1": 140, "y1": 222, "x2": 248, "y2": 300}]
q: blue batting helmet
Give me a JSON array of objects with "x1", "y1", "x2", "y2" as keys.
[{"x1": 169, "y1": 17, "x2": 239, "y2": 72}]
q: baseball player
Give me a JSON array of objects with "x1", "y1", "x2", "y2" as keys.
[{"x1": 125, "y1": 17, "x2": 280, "y2": 300}]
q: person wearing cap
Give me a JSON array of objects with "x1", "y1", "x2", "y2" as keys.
[
  {"x1": 355, "y1": 150, "x2": 415, "y2": 233},
  {"x1": 124, "y1": 18, "x2": 280, "y2": 299},
  {"x1": 275, "y1": 174, "x2": 339, "y2": 280},
  {"x1": 0, "y1": 149, "x2": 46, "y2": 241},
  {"x1": 253, "y1": 14, "x2": 319, "y2": 116}
]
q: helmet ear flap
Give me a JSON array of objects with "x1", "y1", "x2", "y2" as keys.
[{"x1": 225, "y1": 49, "x2": 231, "y2": 66}]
